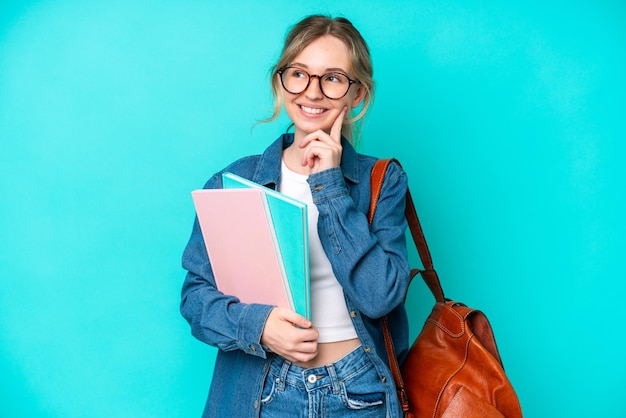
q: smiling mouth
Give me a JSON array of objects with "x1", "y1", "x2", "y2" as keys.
[{"x1": 300, "y1": 105, "x2": 326, "y2": 115}]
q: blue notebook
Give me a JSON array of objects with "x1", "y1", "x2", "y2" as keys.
[{"x1": 222, "y1": 172, "x2": 311, "y2": 319}]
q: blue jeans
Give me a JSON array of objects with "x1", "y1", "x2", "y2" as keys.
[{"x1": 260, "y1": 346, "x2": 387, "y2": 418}]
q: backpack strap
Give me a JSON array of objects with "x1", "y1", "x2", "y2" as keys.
[{"x1": 369, "y1": 159, "x2": 444, "y2": 302}]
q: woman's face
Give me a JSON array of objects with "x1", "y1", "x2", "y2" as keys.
[{"x1": 279, "y1": 35, "x2": 366, "y2": 140}]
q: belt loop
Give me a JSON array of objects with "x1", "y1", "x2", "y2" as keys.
[
  {"x1": 326, "y1": 363, "x2": 341, "y2": 394},
  {"x1": 277, "y1": 359, "x2": 290, "y2": 391}
]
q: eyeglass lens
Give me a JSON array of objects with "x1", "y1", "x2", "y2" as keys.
[{"x1": 280, "y1": 67, "x2": 351, "y2": 99}]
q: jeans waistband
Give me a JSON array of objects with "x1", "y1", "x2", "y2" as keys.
[{"x1": 268, "y1": 346, "x2": 370, "y2": 392}]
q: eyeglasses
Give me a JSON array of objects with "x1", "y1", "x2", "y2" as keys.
[{"x1": 277, "y1": 66, "x2": 360, "y2": 100}]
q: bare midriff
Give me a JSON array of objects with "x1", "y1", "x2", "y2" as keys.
[{"x1": 295, "y1": 338, "x2": 361, "y2": 369}]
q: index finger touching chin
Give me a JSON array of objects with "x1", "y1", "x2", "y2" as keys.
[{"x1": 330, "y1": 107, "x2": 348, "y2": 142}]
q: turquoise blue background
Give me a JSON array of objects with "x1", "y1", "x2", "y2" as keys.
[{"x1": 1, "y1": 1, "x2": 624, "y2": 416}]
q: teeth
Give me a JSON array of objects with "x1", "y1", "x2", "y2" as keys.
[{"x1": 301, "y1": 105, "x2": 325, "y2": 115}]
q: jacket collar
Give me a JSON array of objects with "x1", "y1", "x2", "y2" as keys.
[{"x1": 253, "y1": 133, "x2": 360, "y2": 189}]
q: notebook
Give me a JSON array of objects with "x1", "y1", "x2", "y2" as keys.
[
  {"x1": 191, "y1": 188, "x2": 292, "y2": 310},
  {"x1": 222, "y1": 172, "x2": 311, "y2": 319}
]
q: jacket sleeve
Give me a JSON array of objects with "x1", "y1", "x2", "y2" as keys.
[
  {"x1": 179, "y1": 174, "x2": 273, "y2": 358},
  {"x1": 308, "y1": 162, "x2": 410, "y2": 319}
]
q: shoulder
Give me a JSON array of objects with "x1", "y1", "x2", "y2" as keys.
[
  {"x1": 355, "y1": 152, "x2": 407, "y2": 186},
  {"x1": 200, "y1": 134, "x2": 288, "y2": 189},
  {"x1": 200, "y1": 154, "x2": 264, "y2": 189},
  {"x1": 222, "y1": 154, "x2": 264, "y2": 177}
]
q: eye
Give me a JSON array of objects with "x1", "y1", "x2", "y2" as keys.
[
  {"x1": 289, "y1": 68, "x2": 308, "y2": 79},
  {"x1": 324, "y1": 73, "x2": 348, "y2": 84}
]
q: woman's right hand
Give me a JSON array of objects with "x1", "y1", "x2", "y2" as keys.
[{"x1": 260, "y1": 307, "x2": 319, "y2": 364}]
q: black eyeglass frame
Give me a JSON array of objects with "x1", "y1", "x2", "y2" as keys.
[{"x1": 276, "y1": 66, "x2": 360, "y2": 99}]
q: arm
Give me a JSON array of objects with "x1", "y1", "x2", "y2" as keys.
[{"x1": 309, "y1": 162, "x2": 410, "y2": 319}]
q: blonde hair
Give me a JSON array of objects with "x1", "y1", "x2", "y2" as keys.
[{"x1": 262, "y1": 15, "x2": 374, "y2": 143}]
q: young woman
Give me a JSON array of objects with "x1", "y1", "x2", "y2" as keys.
[{"x1": 181, "y1": 15, "x2": 411, "y2": 418}]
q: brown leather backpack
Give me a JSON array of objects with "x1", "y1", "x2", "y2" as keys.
[{"x1": 369, "y1": 159, "x2": 523, "y2": 418}]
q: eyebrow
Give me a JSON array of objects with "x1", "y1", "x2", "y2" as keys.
[{"x1": 290, "y1": 62, "x2": 349, "y2": 74}]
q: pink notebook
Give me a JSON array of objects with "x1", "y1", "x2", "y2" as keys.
[{"x1": 191, "y1": 188, "x2": 292, "y2": 309}]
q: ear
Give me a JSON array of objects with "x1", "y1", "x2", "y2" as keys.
[{"x1": 351, "y1": 85, "x2": 367, "y2": 108}]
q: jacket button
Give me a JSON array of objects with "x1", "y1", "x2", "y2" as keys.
[
  {"x1": 314, "y1": 185, "x2": 323, "y2": 191},
  {"x1": 350, "y1": 311, "x2": 357, "y2": 317},
  {"x1": 250, "y1": 345, "x2": 256, "y2": 352},
  {"x1": 364, "y1": 347, "x2": 371, "y2": 353}
]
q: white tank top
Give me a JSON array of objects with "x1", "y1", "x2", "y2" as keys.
[{"x1": 280, "y1": 161, "x2": 358, "y2": 343}]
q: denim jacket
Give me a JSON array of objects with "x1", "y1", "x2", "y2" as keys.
[{"x1": 181, "y1": 133, "x2": 410, "y2": 417}]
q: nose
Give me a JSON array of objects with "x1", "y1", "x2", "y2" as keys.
[{"x1": 304, "y1": 75, "x2": 324, "y2": 99}]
